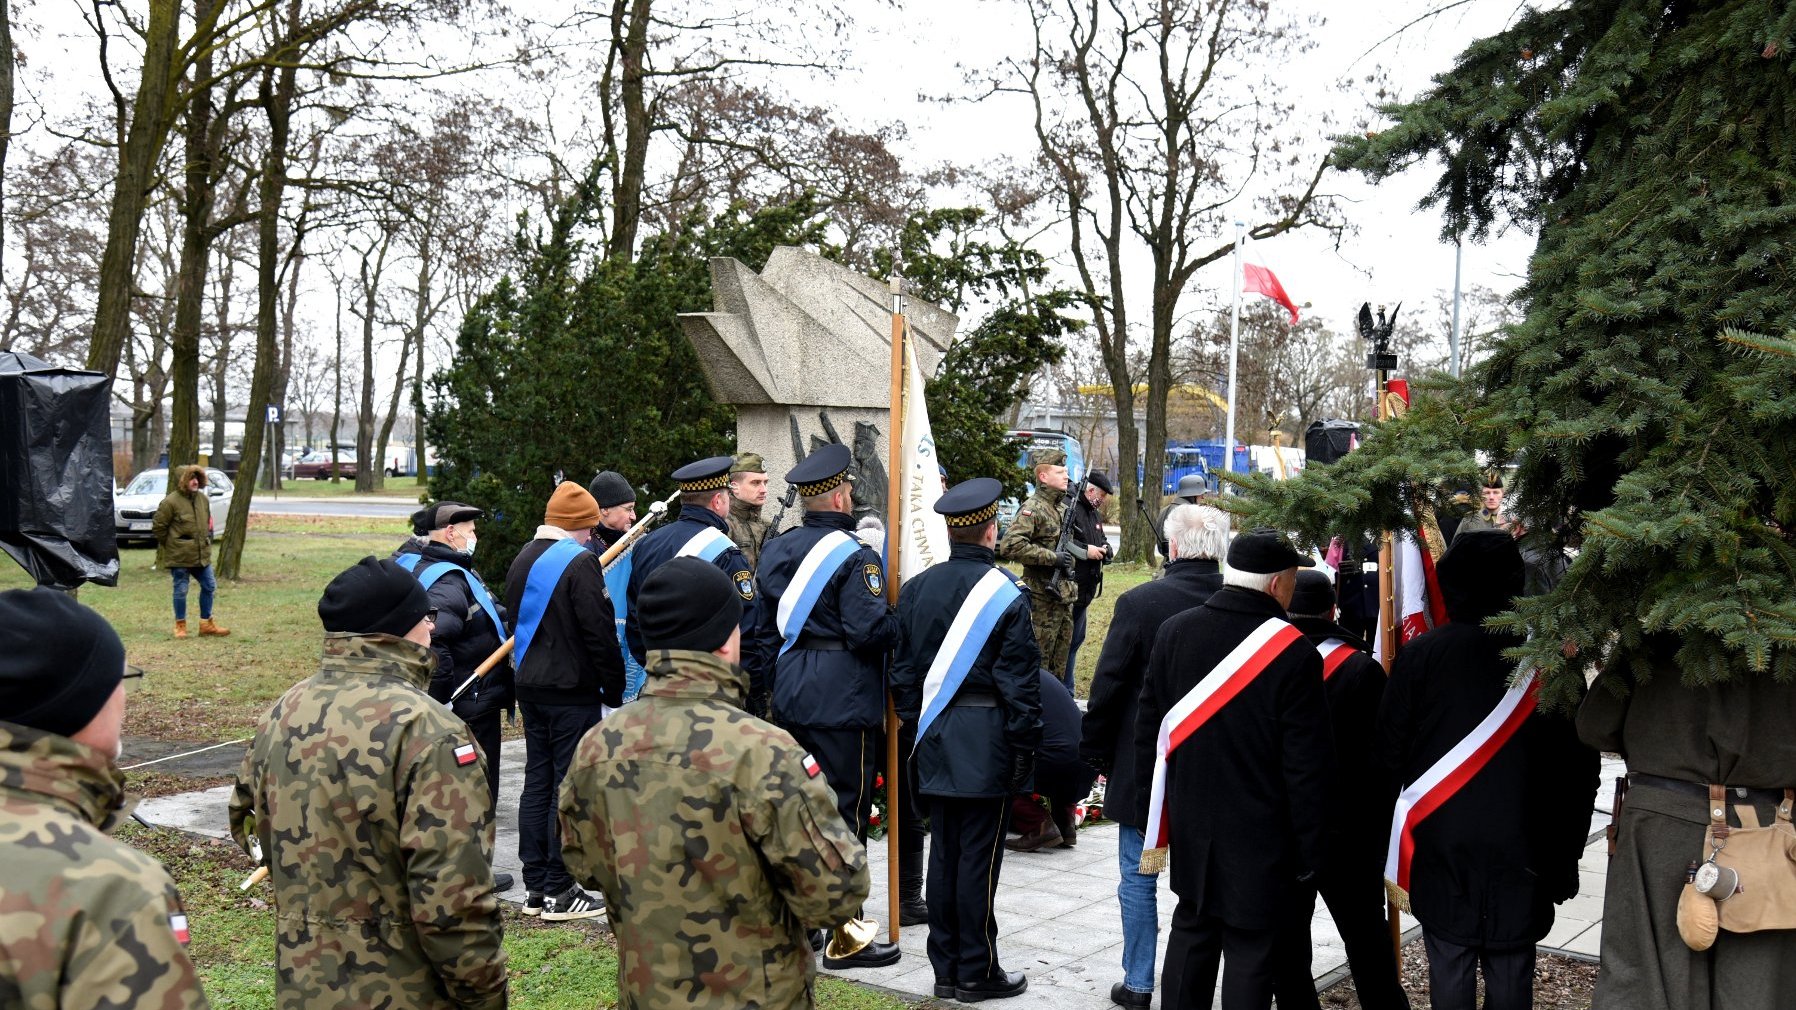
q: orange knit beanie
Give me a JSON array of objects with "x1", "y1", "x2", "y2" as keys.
[{"x1": 545, "y1": 481, "x2": 600, "y2": 530}]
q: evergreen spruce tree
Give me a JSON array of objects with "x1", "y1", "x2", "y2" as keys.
[{"x1": 1235, "y1": 0, "x2": 1795, "y2": 707}]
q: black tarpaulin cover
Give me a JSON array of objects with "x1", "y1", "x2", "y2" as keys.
[{"x1": 0, "y1": 351, "x2": 120, "y2": 588}]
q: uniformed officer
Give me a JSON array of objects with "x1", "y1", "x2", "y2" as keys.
[
  {"x1": 1453, "y1": 469, "x2": 1507, "y2": 538},
  {"x1": 728, "y1": 451, "x2": 772, "y2": 566},
  {"x1": 0, "y1": 589, "x2": 210, "y2": 1010},
  {"x1": 892, "y1": 478, "x2": 1043, "y2": 1003},
  {"x1": 754, "y1": 443, "x2": 903, "y2": 970},
  {"x1": 625, "y1": 455, "x2": 777, "y2": 715},
  {"x1": 559, "y1": 557, "x2": 871, "y2": 1010},
  {"x1": 230, "y1": 557, "x2": 507, "y2": 1009},
  {"x1": 998, "y1": 446, "x2": 1078, "y2": 675}
]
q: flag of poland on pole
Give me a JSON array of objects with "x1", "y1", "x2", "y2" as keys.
[
  {"x1": 898, "y1": 335, "x2": 949, "y2": 583},
  {"x1": 1243, "y1": 261, "x2": 1300, "y2": 324}
]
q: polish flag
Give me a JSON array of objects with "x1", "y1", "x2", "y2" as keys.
[{"x1": 1244, "y1": 262, "x2": 1299, "y2": 324}]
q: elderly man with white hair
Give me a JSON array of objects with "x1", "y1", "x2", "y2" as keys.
[{"x1": 1079, "y1": 503, "x2": 1232, "y2": 1008}]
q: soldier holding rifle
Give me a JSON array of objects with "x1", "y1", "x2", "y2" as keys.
[{"x1": 998, "y1": 446, "x2": 1088, "y2": 677}]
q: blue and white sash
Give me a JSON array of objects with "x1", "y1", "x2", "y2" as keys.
[
  {"x1": 776, "y1": 531, "x2": 865, "y2": 656},
  {"x1": 915, "y1": 568, "x2": 1024, "y2": 744},
  {"x1": 675, "y1": 526, "x2": 733, "y2": 563},
  {"x1": 394, "y1": 553, "x2": 505, "y2": 638},
  {"x1": 513, "y1": 538, "x2": 586, "y2": 671}
]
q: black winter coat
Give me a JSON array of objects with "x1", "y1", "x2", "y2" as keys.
[
  {"x1": 396, "y1": 540, "x2": 515, "y2": 721},
  {"x1": 1378, "y1": 619, "x2": 1597, "y2": 948},
  {"x1": 1291, "y1": 616, "x2": 1393, "y2": 870},
  {"x1": 624, "y1": 506, "x2": 775, "y2": 701},
  {"x1": 1068, "y1": 495, "x2": 1111, "y2": 608},
  {"x1": 1037, "y1": 671, "x2": 1098, "y2": 805},
  {"x1": 504, "y1": 534, "x2": 626, "y2": 708},
  {"x1": 1132, "y1": 586, "x2": 1335, "y2": 929},
  {"x1": 754, "y1": 512, "x2": 898, "y2": 730},
  {"x1": 891, "y1": 543, "x2": 1042, "y2": 798},
  {"x1": 1080, "y1": 558, "x2": 1223, "y2": 827}
]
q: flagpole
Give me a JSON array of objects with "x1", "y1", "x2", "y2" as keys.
[
  {"x1": 1376, "y1": 366, "x2": 1403, "y2": 968},
  {"x1": 1224, "y1": 220, "x2": 1243, "y2": 474},
  {"x1": 884, "y1": 272, "x2": 905, "y2": 943}
]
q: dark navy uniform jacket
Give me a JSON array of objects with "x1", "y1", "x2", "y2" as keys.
[
  {"x1": 891, "y1": 542, "x2": 1043, "y2": 798},
  {"x1": 624, "y1": 505, "x2": 775, "y2": 697},
  {"x1": 754, "y1": 511, "x2": 897, "y2": 730}
]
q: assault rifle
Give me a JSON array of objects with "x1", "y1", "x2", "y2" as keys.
[{"x1": 1047, "y1": 475, "x2": 1089, "y2": 595}]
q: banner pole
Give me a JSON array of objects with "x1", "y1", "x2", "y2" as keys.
[
  {"x1": 884, "y1": 273, "x2": 906, "y2": 943},
  {"x1": 1377, "y1": 368, "x2": 1403, "y2": 968}
]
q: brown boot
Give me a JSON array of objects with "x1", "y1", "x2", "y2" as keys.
[
  {"x1": 173, "y1": 620, "x2": 189, "y2": 639},
  {"x1": 199, "y1": 618, "x2": 231, "y2": 637}
]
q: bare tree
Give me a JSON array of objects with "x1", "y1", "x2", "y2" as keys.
[{"x1": 1001, "y1": 0, "x2": 1342, "y2": 559}]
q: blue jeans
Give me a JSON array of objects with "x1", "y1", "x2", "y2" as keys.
[
  {"x1": 170, "y1": 565, "x2": 217, "y2": 621},
  {"x1": 1116, "y1": 822, "x2": 1159, "y2": 993}
]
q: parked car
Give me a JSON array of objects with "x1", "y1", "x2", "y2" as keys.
[
  {"x1": 291, "y1": 451, "x2": 357, "y2": 480},
  {"x1": 115, "y1": 467, "x2": 233, "y2": 545}
]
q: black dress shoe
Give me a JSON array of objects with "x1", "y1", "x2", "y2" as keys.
[
  {"x1": 1110, "y1": 981, "x2": 1151, "y2": 1007},
  {"x1": 822, "y1": 939, "x2": 902, "y2": 970},
  {"x1": 491, "y1": 871, "x2": 515, "y2": 892},
  {"x1": 933, "y1": 977, "x2": 959, "y2": 999},
  {"x1": 956, "y1": 969, "x2": 1027, "y2": 1002}
]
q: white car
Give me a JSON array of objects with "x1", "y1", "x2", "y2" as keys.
[{"x1": 114, "y1": 467, "x2": 234, "y2": 545}]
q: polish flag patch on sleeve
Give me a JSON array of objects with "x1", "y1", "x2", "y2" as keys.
[
  {"x1": 170, "y1": 913, "x2": 191, "y2": 945},
  {"x1": 453, "y1": 743, "x2": 480, "y2": 767},
  {"x1": 802, "y1": 754, "x2": 821, "y2": 778}
]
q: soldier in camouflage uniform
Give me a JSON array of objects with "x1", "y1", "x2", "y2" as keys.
[
  {"x1": 998, "y1": 446, "x2": 1079, "y2": 675},
  {"x1": 560, "y1": 557, "x2": 870, "y2": 1010},
  {"x1": 728, "y1": 452, "x2": 772, "y2": 567},
  {"x1": 0, "y1": 589, "x2": 210, "y2": 1010},
  {"x1": 230, "y1": 557, "x2": 507, "y2": 1010}
]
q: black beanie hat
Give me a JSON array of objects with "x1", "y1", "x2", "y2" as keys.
[
  {"x1": 638, "y1": 557, "x2": 742, "y2": 654},
  {"x1": 1437, "y1": 529, "x2": 1525, "y2": 624},
  {"x1": 1288, "y1": 570, "x2": 1337, "y2": 616},
  {"x1": 588, "y1": 471, "x2": 636, "y2": 509},
  {"x1": 0, "y1": 588, "x2": 126, "y2": 738},
  {"x1": 317, "y1": 556, "x2": 433, "y2": 638}
]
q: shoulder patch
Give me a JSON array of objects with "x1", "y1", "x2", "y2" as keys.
[
  {"x1": 1019, "y1": 509, "x2": 1034, "y2": 517},
  {"x1": 453, "y1": 742, "x2": 480, "y2": 767},
  {"x1": 733, "y1": 570, "x2": 755, "y2": 601},
  {"x1": 863, "y1": 563, "x2": 883, "y2": 596},
  {"x1": 170, "y1": 913, "x2": 191, "y2": 946},
  {"x1": 802, "y1": 753, "x2": 822, "y2": 778}
]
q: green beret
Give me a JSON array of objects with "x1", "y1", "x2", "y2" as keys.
[{"x1": 732, "y1": 452, "x2": 766, "y2": 475}]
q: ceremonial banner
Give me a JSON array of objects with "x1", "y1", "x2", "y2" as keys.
[{"x1": 898, "y1": 334, "x2": 948, "y2": 583}]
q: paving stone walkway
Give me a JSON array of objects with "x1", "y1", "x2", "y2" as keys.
[{"x1": 135, "y1": 747, "x2": 1623, "y2": 1008}]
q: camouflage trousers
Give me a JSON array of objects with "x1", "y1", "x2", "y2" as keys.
[{"x1": 1028, "y1": 587, "x2": 1075, "y2": 678}]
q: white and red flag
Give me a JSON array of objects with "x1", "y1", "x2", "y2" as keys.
[
  {"x1": 1139, "y1": 617, "x2": 1306, "y2": 873},
  {"x1": 1244, "y1": 261, "x2": 1300, "y2": 324}
]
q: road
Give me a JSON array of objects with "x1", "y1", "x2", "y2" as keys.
[{"x1": 250, "y1": 496, "x2": 418, "y2": 519}]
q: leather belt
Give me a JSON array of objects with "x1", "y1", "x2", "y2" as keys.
[
  {"x1": 794, "y1": 634, "x2": 848, "y2": 651},
  {"x1": 1629, "y1": 772, "x2": 1788, "y2": 807}
]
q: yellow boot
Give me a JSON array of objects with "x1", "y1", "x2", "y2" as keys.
[
  {"x1": 199, "y1": 618, "x2": 231, "y2": 637},
  {"x1": 173, "y1": 619, "x2": 189, "y2": 639}
]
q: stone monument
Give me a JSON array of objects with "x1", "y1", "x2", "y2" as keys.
[{"x1": 679, "y1": 246, "x2": 957, "y2": 524}]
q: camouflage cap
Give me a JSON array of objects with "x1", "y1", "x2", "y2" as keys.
[
  {"x1": 731, "y1": 452, "x2": 766, "y2": 475},
  {"x1": 1030, "y1": 446, "x2": 1067, "y2": 468}
]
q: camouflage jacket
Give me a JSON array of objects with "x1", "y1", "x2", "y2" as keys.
[
  {"x1": 229, "y1": 634, "x2": 507, "y2": 1010},
  {"x1": 558, "y1": 649, "x2": 868, "y2": 1010},
  {"x1": 0, "y1": 721, "x2": 210, "y2": 1010},
  {"x1": 728, "y1": 497, "x2": 769, "y2": 569},
  {"x1": 999, "y1": 485, "x2": 1076, "y2": 602}
]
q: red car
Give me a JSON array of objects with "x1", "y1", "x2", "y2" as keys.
[{"x1": 291, "y1": 452, "x2": 358, "y2": 480}]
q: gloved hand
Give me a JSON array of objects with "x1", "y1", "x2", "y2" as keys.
[
  {"x1": 1080, "y1": 748, "x2": 1112, "y2": 777},
  {"x1": 1544, "y1": 867, "x2": 1581, "y2": 904},
  {"x1": 1057, "y1": 549, "x2": 1078, "y2": 572},
  {"x1": 1006, "y1": 750, "x2": 1035, "y2": 792}
]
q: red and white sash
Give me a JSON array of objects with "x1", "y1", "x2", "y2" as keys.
[
  {"x1": 1316, "y1": 638, "x2": 1355, "y2": 681},
  {"x1": 1384, "y1": 670, "x2": 1539, "y2": 901},
  {"x1": 1139, "y1": 617, "x2": 1305, "y2": 873}
]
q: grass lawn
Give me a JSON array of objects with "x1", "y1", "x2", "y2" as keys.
[
  {"x1": 261, "y1": 475, "x2": 427, "y2": 499},
  {"x1": 118, "y1": 820, "x2": 923, "y2": 1010}
]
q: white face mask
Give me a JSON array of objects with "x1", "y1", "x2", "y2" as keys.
[{"x1": 459, "y1": 533, "x2": 477, "y2": 557}]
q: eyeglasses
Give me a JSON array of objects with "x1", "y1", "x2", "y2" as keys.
[
  {"x1": 123, "y1": 665, "x2": 146, "y2": 693},
  {"x1": 424, "y1": 609, "x2": 439, "y2": 625}
]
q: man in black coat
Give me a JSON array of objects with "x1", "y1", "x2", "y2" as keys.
[
  {"x1": 754, "y1": 444, "x2": 902, "y2": 970},
  {"x1": 503, "y1": 480, "x2": 624, "y2": 921},
  {"x1": 1080, "y1": 502, "x2": 1229, "y2": 1008},
  {"x1": 1063, "y1": 470, "x2": 1115, "y2": 689},
  {"x1": 1276, "y1": 570, "x2": 1408, "y2": 1010},
  {"x1": 1377, "y1": 529, "x2": 1597, "y2": 1010},
  {"x1": 892, "y1": 477, "x2": 1042, "y2": 1003},
  {"x1": 1132, "y1": 529, "x2": 1335, "y2": 1010}
]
